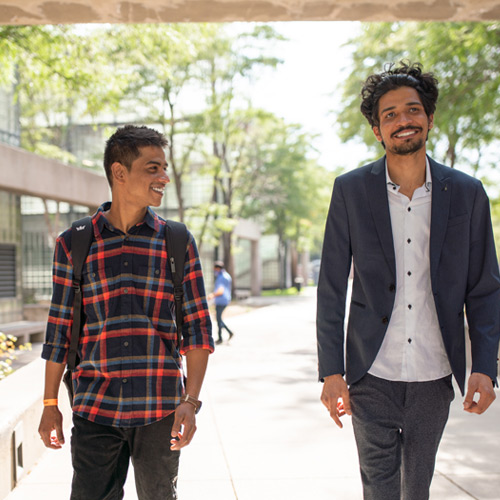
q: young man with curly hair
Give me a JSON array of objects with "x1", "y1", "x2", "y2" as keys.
[{"x1": 317, "y1": 61, "x2": 500, "y2": 499}]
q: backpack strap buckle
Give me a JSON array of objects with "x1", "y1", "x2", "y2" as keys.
[{"x1": 173, "y1": 285, "x2": 184, "y2": 302}]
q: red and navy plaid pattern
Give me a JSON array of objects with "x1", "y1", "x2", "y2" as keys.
[{"x1": 42, "y1": 203, "x2": 214, "y2": 427}]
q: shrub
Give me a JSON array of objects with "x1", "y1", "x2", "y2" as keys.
[{"x1": 0, "y1": 332, "x2": 32, "y2": 380}]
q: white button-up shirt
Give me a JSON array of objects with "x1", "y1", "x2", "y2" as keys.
[{"x1": 368, "y1": 159, "x2": 452, "y2": 382}]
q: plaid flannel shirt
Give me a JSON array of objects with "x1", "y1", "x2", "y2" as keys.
[{"x1": 42, "y1": 203, "x2": 214, "y2": 427}]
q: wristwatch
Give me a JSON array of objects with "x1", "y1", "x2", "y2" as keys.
[{"x1": 180, "y1": 394, "x2": 202, "y2": 414}]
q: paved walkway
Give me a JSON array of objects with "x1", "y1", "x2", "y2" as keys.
[{"x1": 6, "y1": 287, "x2": 500, "y2": 499}]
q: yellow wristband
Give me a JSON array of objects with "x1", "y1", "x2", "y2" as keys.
[{"x1": 43, "y1": 399, "x2": 58, "y2": 407}]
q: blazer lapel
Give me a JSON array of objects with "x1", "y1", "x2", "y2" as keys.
[
  {"x1": 366, "y1": 157, "x2": 396, "y2": 276},
  {"x1": 429, "y1": 157, "x2": 451, "y2": 287}
]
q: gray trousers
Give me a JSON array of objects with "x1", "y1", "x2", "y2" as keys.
[{"x1": 349, "y1": 373, "x2": 454, "y2": 500}]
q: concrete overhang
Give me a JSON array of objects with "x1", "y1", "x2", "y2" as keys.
[
  {"x1": 0, "y1": 142, "x2": 109, "y2": 210},
  {"x1": 234, "y1": 219, "x2": 260, "y2": 241},
  {"x1": 0, "y1": 0, "x2": 499, "y2": 25}
]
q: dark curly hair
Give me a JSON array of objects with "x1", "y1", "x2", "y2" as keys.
[
  {"x1": 360, "y1": 61, "x2": 439, "y2": 128},
  {"x1": 103, "y1": 125, "x2": 168, "y2": 187}
]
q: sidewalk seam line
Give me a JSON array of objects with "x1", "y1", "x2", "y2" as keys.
[{"x1": 434, "y1": 470, "x2": 478, "y2": 499}]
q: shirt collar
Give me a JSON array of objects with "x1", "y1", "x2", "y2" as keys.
[
  {"x1": 94, "y1": 202, "x2": 159, "y2": 234},
  {"x1": 386, "y1": 157, "x2": 432, "y2": 193},
  {"x1": 144, "y1": 207, "x2": 159, "y2": 231},
  {"x1": 93, "y1": 202, "x2": 110, "y2": 234}
]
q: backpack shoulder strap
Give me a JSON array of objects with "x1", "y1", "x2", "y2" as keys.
[
  {"x1": 68, "y1": 216, "x2": 93, "y2": 370},
  {"x1": 165, "y1": 220, "x2": 189, "y2": 347}
]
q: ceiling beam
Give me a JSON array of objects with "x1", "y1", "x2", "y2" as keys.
[{"x1": 0, "y1": 0, "x2": 498, "y2": 25}]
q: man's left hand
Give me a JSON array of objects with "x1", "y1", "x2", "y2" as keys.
[
  {"x1": 170, "y1": 403, "x2": 197, "y2": 450},
  {"x1": 463, "y1": 372, "x2": 496, "y2": 414}
]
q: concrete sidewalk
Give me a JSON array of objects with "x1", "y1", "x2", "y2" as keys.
[{"x1": 6, "y1": 287, "x2": 500, "y2": 499}]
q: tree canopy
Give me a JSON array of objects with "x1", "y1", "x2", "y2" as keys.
[{"x1": 0, "y1": 23, "x2": 331, "y2": 278}]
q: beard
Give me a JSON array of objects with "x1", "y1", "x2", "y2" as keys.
[
  {"x1": 388, "y1": 136, "x2": 426, "y2": 156},
  {"x1": 383, "y1": 124, "x2": 430, "y2": 156}
]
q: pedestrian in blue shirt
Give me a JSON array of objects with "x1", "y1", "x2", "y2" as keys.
[{"x1": 208, "y1": 260, "x2": 234, "y2": 345}]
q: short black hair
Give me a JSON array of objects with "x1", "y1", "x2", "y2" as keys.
[
  {"x1": 360, "y1": 60, "x2": 439, "y2": 128},
  {"x1": 103, "y1": 125, "x2": 168, "y2": 187}
]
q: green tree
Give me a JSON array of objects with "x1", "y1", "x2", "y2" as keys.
[
  {"x1": 0, "y1": 25, "x2": 126, "y2": 165},
  {"x1": 0, "y1": 25, "x2": 128, "y2": 241},
  {"x1": 239, "y1": 113, "x2": 332, "y2": 274},
  {"x1": 90, "y1": 23, "x2": 284, "y2": 236},
  {"x1": 1, "y1": 23, "x2": 332, "y2": 280},
  {"x1": 193, "y1": 24, "x2": 283, "y2": 275},
  {"x1": 104, "y1": 23, "x2": 208, "y2": 221},
  {"x1": 337, "y1": 22, "x2": 500, "y2": 172}
]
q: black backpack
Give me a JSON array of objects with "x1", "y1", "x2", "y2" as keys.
[{"x1": 63, "y1": 215, "x2": 188, "y2": 403}]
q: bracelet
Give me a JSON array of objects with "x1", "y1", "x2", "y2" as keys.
[{"x1": 43, "y1": 399, "x2": 58, "y2": 407}]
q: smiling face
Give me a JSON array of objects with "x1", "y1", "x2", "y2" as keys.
[
  {"x1": 113, "y1": 145, "x2": 170, "y2": 209},
  {"x1": 372, "y1": 86, "x2": 433, "y2": 157}
]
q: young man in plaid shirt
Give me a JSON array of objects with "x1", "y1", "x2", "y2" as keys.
[{"x1": 38, "y1": 125, "x2": 214, "y2": 500}]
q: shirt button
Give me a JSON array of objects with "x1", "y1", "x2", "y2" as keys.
[
  {"x1": 407, "y1": 271, "x2": 412, "y2": 276},
  {"x1": 124, "y1": 261, "x2": 129, "y2": 267},
  {"x1": 92, "y1": 272, "x2": 96, "y2": 278},
  {"x1": 407, "y1": 238, "x2": 411, "y2": 244},
  {"x1": 408, "y1": 338, "x2": 412, "y2": 344},
  {"x1": 124, "y1": 341, "x2": 129, "y2": 347},
  {"x1": 122, "y1": 378, "x2": 128, "y2": 383},
  {"x1": 155, "y1": 269, "x2": 160, "y2": 275},
  {"x1": 407, "y1": 207, "x2": 411, "y2": 212},
  {"x1": 408, "y1": 304, "x2": 412, "y2": 310},
  {"x1": 124, "y1": 288, "x2": 129, "y2": 294}
]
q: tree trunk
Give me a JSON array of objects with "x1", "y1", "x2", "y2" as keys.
[
  {"x1": 166, "y1": 97, "x2": 185, "y2": 222},
  {"x1": 446, "y1": 139, "x2": 457, "y2": 169}
]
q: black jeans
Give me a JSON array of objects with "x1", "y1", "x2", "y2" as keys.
[
  {"x1": 70, "y1": 412, "x2": 180, "y2": 500},
  {"x1": 215, "y1": 304, "x2": 233, "y2": 340}
]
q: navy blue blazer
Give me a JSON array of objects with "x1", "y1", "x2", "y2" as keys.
[{"x1": 317, "y1": 156, "x2": 500, "y2": 394}]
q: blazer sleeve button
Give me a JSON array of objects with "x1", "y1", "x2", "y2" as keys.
[
  {"x1": 382, "y1": 317, "x2": 389, "y2": 324},
  {"x1": 389, "y1": 284, "x2": 396, "y2": 292}
]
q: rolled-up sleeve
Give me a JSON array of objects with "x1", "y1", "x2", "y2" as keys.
[
  {"x1": 41, "y1": 231, "x2": 74, "y2": 364},
  {"x1": 180, "y1": 233, "x2": 214, "y2": 354}
]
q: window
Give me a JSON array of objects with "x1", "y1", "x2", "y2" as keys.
[{"x1": 0, "y1": 244, "x2": 16, "y2": 298}]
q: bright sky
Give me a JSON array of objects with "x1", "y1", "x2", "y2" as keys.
[{"x1": 240, "y1": 21, "x2": 371, "y2": 171}]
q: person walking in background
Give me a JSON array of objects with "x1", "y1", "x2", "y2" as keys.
[
  {"x1": 208, "y1": 260, "x2": 234, "y2": 345},
  {"x1": 317, "y1": 61, "x2": 500, "y2": 500},
  {"x1": 38, "y1": 125, "x2": 214, "y2": 500}
]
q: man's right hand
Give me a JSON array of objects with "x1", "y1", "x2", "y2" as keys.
[
  {"x1": 38, "y1": 406, "x2": 65, "y2": 449},
  {"x1": 320, "y1": 374, "x2": 351, "y2": 429}
]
